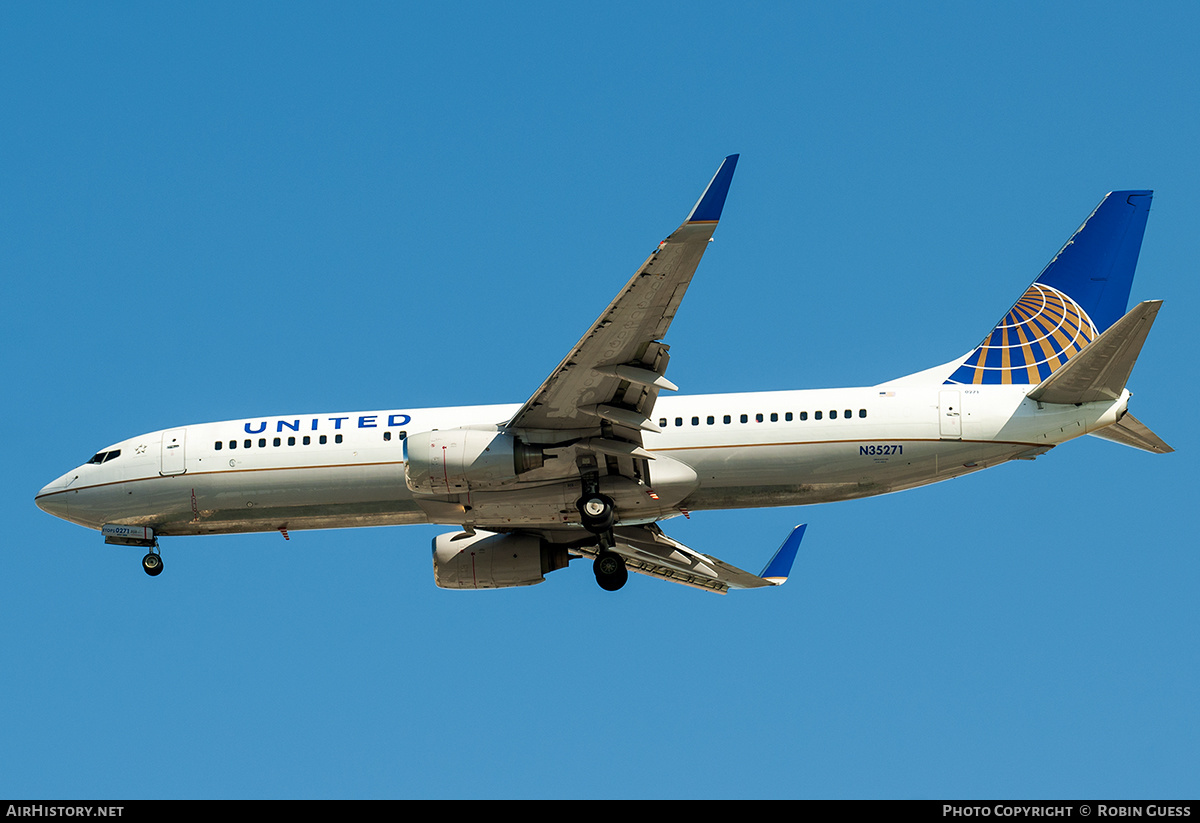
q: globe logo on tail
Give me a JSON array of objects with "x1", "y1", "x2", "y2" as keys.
[{"x1": 946, "y1": 283, "x2": 1097, "y2": 385}]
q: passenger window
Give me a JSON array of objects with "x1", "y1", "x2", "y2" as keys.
[
  {"x1": 213, "y1": 442, "x2": 222, "y2": 451},
  {"x1": 740, "y1": 414, "x2": 748, "y2": 423},
  {"x1": 707, "y1": 416, "x2": 714, "y2": 425},
  {"x1": 755, "y1": 413, "x2": 764, "y2": 423},
  {"x1": 770, "y1": 413, "x2": 778, "y2": 422},
  {"x1": 815, "y1": 411, "x2": 822, "y2": 420},
  {"x1": 335, "y1": 434, "x2": 343, "y2": 444},
  {"x1": 320, "y1": 435, "x2": 328, "y2": 445},
  {"x1": 800, "y1": 412, "x2": 808, "y2": 421},
  {"x1": 229, "y1": 440, "x2": 237, "y2": 449},
  {"x1": 259, "y1": 438, "x2": 266, "y2": 447},
  {"x1": 844, "y1": 409, "x2": 852, "y2": 419},
  {"x1": 830, "y1": 410, "x2": 837, "y2": 419},
  {"x1": 675, "y1": 417, "x2": 683, "y2": 427},
  {"x1": 303, "y1": 436, "x2": 311, "y2": 445},
  {"x1": 723, "y1": 415, "x2": 731, "y2": 424},
  {"x1": 785, "y1": 412, "x2": 793, "y2": 421},
  {"x1": 244, "y1": 439, "x2": 251, "y2": 449},
  {"x1": 691, "y1": 416, "x2": 699, "y2": 426},
  {"x1": 384, "y1": 431, "x2": 392, "y2": 441},
  {"x1": 273, "y1": 437, "x2": 281, "y2": 447},
  {"x1": 859, "y1": 409, "x2": 867, "y2": 418},
  {"x1": 287, "y1": 436, "x2": 296, "y2": 446}
]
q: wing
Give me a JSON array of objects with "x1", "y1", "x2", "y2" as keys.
[
  {"x1": 572, "y1": 523, "x2": 807, "y2": 594},
  {"x1": 506, "y1": 155, "x2": 739, "y2": 468}
]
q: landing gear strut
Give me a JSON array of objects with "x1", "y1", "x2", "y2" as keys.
[
  {"x1": 575, "y1": 456, "x2": 617, "y2": 535},
  {"x1": 141, "y1": 548, "x2": 163, "y2": 577},
  {"x1": 577, "y1": 459, "x2": 623, "y2": 589},
  {"x1": 593, "y1": 551, "x2": 628, "y2": 591}
]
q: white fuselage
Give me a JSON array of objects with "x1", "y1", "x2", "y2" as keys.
[{"x1": 34, "y1": 383, "x2": 1127, "y2": 538}]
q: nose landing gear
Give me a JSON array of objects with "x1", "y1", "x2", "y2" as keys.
[{"x1": 141, "y1": 549, "x2": 163, "y2": 577}]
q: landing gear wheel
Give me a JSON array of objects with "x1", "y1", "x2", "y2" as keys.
[
  {"x1": 593, "y1": 551, "x2": 628, "y2": 591},
  {"x1": 142, "y1": 551, "x2": 163, "y2": 577},
  {"x1": 578, "y1": 493, "x2": 616, "y2": 534}
]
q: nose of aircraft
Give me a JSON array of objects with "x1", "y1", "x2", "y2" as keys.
[{"x1": 35, "y1": 471, "x2": 78, "y2": 520}]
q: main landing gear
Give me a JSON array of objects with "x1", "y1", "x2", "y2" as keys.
[
  {"x1": 593, "y1": 551, "x2": 628, "y2": 591},
  {"x1": 141, "y1": 548, "x2": 163, "y2": 577},
  {"x1": 579, "y1": 492, "x2": 627, "y2": 591},
  {"x1": 577, "y1": 492, "x2": 616, "y2": 534},
  {"x1": 576, "y1": 466, "x2": 626, "y2": 590}
]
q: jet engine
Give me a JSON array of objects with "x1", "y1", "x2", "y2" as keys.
[
  {"x1": 432, "y1": 530, "x2": 570, "y2": 589},
  {"x1": 405, "y1": 427, "x2": 549, "y2": 495}
]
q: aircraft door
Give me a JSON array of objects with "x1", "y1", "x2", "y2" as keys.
[
  {"x1": 938, "y1": 391, "x2": 962, "y2": 440},
  {"x1": 161, "y1": 428, "x2": 187, "y2": 475}
]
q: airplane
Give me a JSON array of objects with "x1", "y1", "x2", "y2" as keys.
[{"x1": 34, "y1": 155, "x2": 1171, "y2": 593}]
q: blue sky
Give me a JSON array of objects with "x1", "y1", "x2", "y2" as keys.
[{"x1": 3, "y1": 2, "x2": 1197, "y2": 799}]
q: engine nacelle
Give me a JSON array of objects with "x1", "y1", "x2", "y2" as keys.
[
  {"x1": 432, "y1": 530, "x2": 570, "y2": 589},
  {"x1": 405, "y1": 427, "x2": 547, "y2": 495}
]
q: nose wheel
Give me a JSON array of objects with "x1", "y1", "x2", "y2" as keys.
[{"x1": 141, "y1": 550, "x2": 163, "y2": 577}]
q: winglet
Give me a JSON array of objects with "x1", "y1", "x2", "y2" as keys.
[
  {"x1": 759, "y1": 524, "x2": 806, "y2": 585},
  {"x1": 685, "y1": 154, "x2": 739, "y2": 224}
]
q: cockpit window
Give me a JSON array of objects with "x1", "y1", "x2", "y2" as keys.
[{"x1": 87, "y1": 450, "x2": 121, "y2": 464}]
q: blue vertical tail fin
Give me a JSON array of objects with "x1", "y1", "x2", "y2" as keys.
[{"x1": 944, "y1": 191, "x2": 1152, "y2": 386}]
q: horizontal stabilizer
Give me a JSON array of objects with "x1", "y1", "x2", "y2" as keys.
[
  {"x1": 1089, "y1": 413, "x2": 1173, "y2": 454},
  {"x1": 1027, "y1": 300, "x2": 1162, "y2": 405}
]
